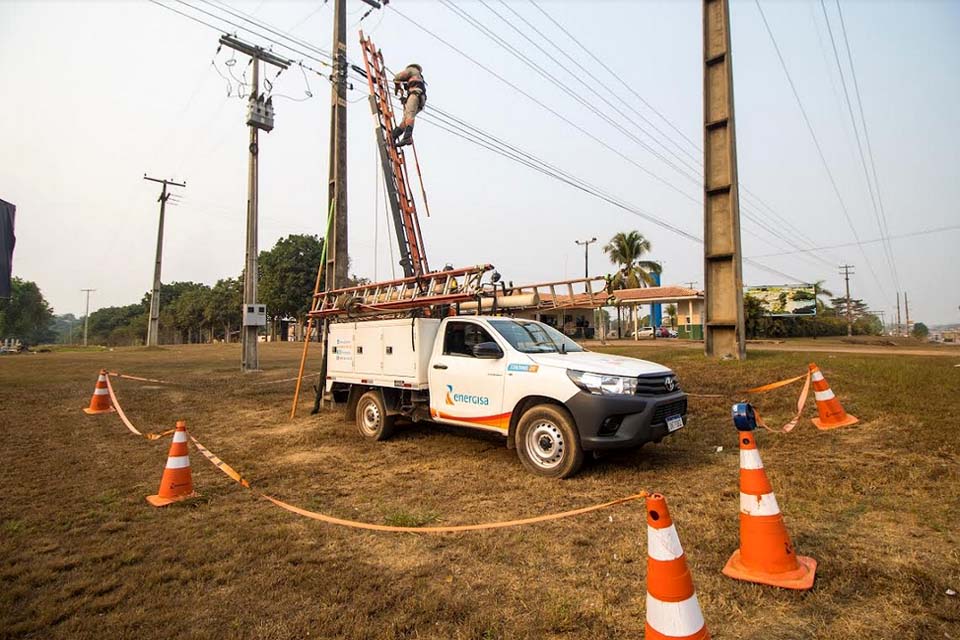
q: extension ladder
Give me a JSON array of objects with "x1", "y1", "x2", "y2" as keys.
[
  {"x1": 307, "y1": 265, "x2": 494, "y2": 319},
  {"x1": 359, "y1": 31, "x2": 429, "y2": 278}
]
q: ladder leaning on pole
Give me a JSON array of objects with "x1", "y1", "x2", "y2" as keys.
[{"x1": 358, "y1": 30, "x2": 429, "y2": 279}]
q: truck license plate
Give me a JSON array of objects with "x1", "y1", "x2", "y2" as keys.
[{"x1": 666, "y1": 415, "x2": 684, "y2": 432}]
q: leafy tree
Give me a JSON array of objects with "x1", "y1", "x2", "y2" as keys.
[
  {"x1": 51, "y1": 313, "x2": 79, "y2": 344},
  {"x1": 259, "y1": 234, "x2": 324, "y2": 323},
  {"x1": 602, "y1": 231, "x2": 661, "y2": 289},
  {"x1": 170, "y1": 284, "x2": 211, "y2": 343},
  {"x1": 206, "y1": 278, "x2": 242, "y2": 342},
  {"x1": 87, "y1": 304, "x2": 147, "y2": 345},
  {"x1": 0, "y1": 278, "x2": 55, "y2": 345},
  {"x1": 912, "y1": 322, "x2": 929, "y2": 339}
]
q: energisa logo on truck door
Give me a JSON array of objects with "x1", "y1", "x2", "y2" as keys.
[{"x1": 445, "y1": 384, "x2": 490, "y2": 406}]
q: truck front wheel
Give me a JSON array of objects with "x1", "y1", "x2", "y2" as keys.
[
  {"x1": 515, "y1": 405, "x2": 584, "y2": 479},
  {"x1": 355, "y1": 390, "x2": 396, "y2": 441}
]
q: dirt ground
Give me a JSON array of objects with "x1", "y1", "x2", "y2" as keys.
[{"x1": 1, "y1": 343, "x2": 958, "y2": 639}]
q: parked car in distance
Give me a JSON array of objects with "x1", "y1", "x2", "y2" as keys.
[{"x1": 631, "y1": 326, "x2": 655, "y2": 338}]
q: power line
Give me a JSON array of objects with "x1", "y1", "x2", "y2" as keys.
[
  {"x1": 835, "y1": 0, "x2": 900, "y2": 292},
  {"x1": 414, "y1": 103, "x2": 807, "y2": 283},
  {"x1": 388, "y1": 3, "x2": 833, "y2": 268},
  {"x1": 819, "y1": 0, "x2": 899, "y2": 292},
  {"x1": 755, "y1": 0, "x2": 887, "y2": 297},
  {"x1": 747, "y1": 223, "x2": 960, "y2": 259}
]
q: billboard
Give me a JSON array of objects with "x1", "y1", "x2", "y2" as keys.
[{"x1": 746, "y1": 285, "x2": 817, "y2": 316}]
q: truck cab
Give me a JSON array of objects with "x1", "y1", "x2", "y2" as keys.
[{"x1": 327, "y1": 316, "x2": 687, "y2": 478}]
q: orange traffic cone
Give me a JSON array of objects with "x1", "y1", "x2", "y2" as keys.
[
  {"x1": 722, "y1": 403, "x2": 816, "y2": 590},
  {"x1": 809, "y1": 363, "x2": 858, "y2": 430},
  {"x1": 645, "y1": 493, "x2": 709, "y2": 640},
  {"x1": 146, "y1": 421, "x2": 197, "y2": 507},
  {"x1": 83, "y1": 369, "x2": 115, "y2": 415}
]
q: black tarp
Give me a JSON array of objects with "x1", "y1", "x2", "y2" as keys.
[{"x1": 0, "y1": 199, "x2": 14, "y2": 298}]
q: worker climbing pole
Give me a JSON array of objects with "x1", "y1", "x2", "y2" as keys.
[{"x1": 359, "y1": 30, "x2": 430, "y2": 279}]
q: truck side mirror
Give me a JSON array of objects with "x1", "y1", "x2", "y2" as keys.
[{"x1": 471, "y1": 341, "x2": 503, "y2": 359}]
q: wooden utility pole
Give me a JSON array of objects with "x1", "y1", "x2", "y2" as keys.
[
  {"x1": 81, "y1": 288, "x2": 95, "y2": 346},
  {"x1": 143, "y1": 175, "x2": 185, "y2": 347},
  {"x1": 219, "y1": 35, "x2": 289, "y2": 372},
  {"x1": 326, "y1": 0, "x2": 349, "y2": 290},
  {"x1": 838, "y1": 264, "x2": 855, "y2": 336},
  {"x1": 702, "y1": 0, "x2": 746, "y2": 359}
]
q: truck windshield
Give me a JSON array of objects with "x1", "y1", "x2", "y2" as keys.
[{"x1": 488, "y1": 319, "x2": 585, "y2": 354}]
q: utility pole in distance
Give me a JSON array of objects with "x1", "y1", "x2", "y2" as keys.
[
  {"x1": 143, "y1": 175, "x2": 185, "y2": 347},
  {"x1": 839, "y1": 264, "x2": 855, "y2": 336},
  {"x1": 896, "y1": 291, "x2": 902, "y2": 336},
  {"x1": 574, "y1": 237, "x2": 597, "y2": 278},
  {"x1": 81, "y1": 288, "x2": 95, "y2": 346},
  {"x1": 904, "y1": 291, "x2": 911, "y2": 337},
  {"x1": 326, "y1": 0, "x2": 349, "y2": 291},
  {"x1": 219, "y1": 35, "x2": 290, "y2": 372}
]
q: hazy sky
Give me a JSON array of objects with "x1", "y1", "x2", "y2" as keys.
[{"x1": 2, "y1": 0, "x2": 958, "y2": 325}]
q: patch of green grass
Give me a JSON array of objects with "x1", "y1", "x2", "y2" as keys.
[{"x1": 382, "y1": 508, "x2": 440, "y2": 528}]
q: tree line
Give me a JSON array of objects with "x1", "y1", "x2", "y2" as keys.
[{"x1": 0, "y1": 234, "x2": 353, "y2": 347}]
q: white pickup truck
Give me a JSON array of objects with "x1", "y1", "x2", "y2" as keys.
[{"x1": 324, "y1": 316, "x2": 687, "y2": 478}]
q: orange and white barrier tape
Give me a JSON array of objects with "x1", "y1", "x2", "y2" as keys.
[
  {"x1": 744, "y1": 370, "x2": 812, "y2": 433},
  {"x1": 108, "y1": 371, "x2": 173, "y2": 385},
  {"x1": 105, "y1": 372, "x2": 647, "y2": 533},
  {"x1": 104, "y1": 374, "x2": 176, "y2": 440}
]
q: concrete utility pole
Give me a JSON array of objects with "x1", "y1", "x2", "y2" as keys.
[
  {"x1": 839, "y1": 264, "x2": 855, "y2": 336},
  {"x1": 143, "y1": 175, "x2": 186, "y2": 347},
  {"x1": 325, "y1": 0, "x2": 349, "y2": 291},
  {"x1": 574, "y1": 237, "x2": 597, "y2": 278},
  {"x1": 81, "y1": 288, "x2": 95, "y2": 346},
  {"x1": 219, "y1": 35, "x2": 290, "y2": 372},
  {"x1": 896, "y1": 291, "x2": 902, "y2": 337},
  {"x1": 904, "y1": 292, "x2": 911, "y2": 336},
  {"x1": 702, "y1": 0, "x2": 746, "y2": 360}
]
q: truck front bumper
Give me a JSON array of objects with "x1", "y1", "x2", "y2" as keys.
[{"x1": 565, "y1": 390, "x2": 688, "y2": 450}]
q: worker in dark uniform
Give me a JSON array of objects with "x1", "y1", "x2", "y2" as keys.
[{"x1": 391, "y1": 63, "x2": 426, "y2": 147}]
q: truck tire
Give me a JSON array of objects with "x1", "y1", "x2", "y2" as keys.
[
  {"x1": 355, "y1": 390, "x2": 396, "y2": 441},
  {"x1": 515, "y1": 404, "x2": 584, "y2": 479}
]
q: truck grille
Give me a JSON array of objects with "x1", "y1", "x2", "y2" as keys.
[
  {"x1": 651, "y1": 398, "x2": 688, "y2": 426},
  {"x1": 636, "y1": 374, "x2": 678, "y2": 396}
]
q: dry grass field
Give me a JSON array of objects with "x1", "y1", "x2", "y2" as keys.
[{"x1": 1, "y1": 342, "x2": 958, "y2": 639}]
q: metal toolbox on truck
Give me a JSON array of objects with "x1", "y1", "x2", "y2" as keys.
[{"x1": 327, "y1": 318, "x2": 441, "y2": 388}]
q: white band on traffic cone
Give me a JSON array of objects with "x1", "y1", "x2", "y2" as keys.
[
  {"x1": 166, "y1": 455, "x2": 191, "y2": 469},
  {"x1": 647, "y1": 524, "x2": 684, "y2": 562},
  {"x1": 740, "y1": 492, "x2": 781, "y2": 516},
  {"x1": 739, "y1": 448, "x2": 763, "y2": 470},
  {"x1": 646, "y1": 593, "x2": 706, "y2": 637}
]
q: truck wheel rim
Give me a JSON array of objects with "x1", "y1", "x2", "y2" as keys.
[
  {"x1": 526, "y1": 422, "x2": 564, "y2": 470},
  {"x1": 360, "y1": 401, "x2": 380, "y2": 435}
]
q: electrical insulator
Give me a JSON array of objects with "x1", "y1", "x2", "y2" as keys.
[{"x1": 246, "y1": 94, "x2": 275, "y2": 132}]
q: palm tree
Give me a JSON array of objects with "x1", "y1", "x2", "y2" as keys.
[
  {"x1": 604, "y1": 231, "x2": 660, "y2": 336},
  {"x1": 603, "y1": 231, "x2": 661, "y2": 290},
  {"x1": 812, "y1": 280, "x2": 834, "y2": 313}
]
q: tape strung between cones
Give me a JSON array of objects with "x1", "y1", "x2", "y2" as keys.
[
  {"x1": 108, "y1": 371, "x2": 174, "y2": 385},
  {"x1": 103, "y1": 374, "x2": 177, "y2": 440},
  {"x1": 744, "y1": 370, "x2": 812, "y2": 433},
  {"x1": 106, "y1": 372, "x2": 647, "y2": 533}
]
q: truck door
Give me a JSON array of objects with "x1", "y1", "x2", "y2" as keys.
[{"x1": 428, "y1": 320, "x2": 508, "y2": 431}]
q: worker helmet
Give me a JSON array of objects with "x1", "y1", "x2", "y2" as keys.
[{"x1": 408, "y1": 63, "x2": 423, "y2": 73}]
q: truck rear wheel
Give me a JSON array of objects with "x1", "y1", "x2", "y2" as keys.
[
  {"x1": 355, "y1": 390, "x2": 396, "y2": 441},
  {"x1": 515, "y1": 404, "x2": 583, "y2": 479}
]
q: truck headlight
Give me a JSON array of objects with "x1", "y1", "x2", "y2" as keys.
[{"x1": 566, "y1": 370, "x2": 638, "y2": 396}]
